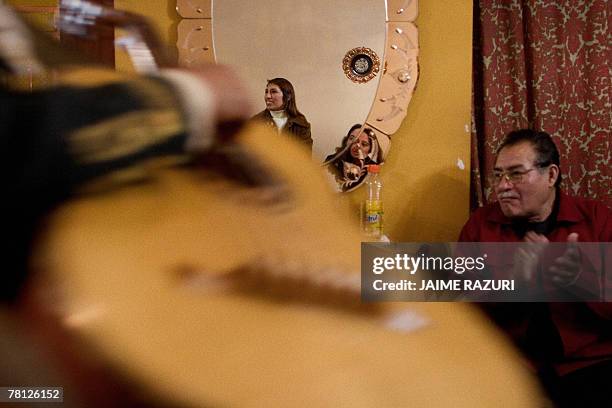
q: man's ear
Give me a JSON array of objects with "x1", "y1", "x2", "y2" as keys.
[{"x1": 548, "y1": 164, "x2": 560, "y2": 187}]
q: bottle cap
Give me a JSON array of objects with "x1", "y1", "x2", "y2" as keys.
[{"x1": 367, "y1": 164, "x2": 380, "y2": 173}]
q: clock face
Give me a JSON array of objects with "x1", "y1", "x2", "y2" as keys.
[{"x1": 351, "y1": 54, "x2": 373, "y2": 75}]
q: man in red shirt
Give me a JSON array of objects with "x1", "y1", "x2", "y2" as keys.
[{"x1": 459, "y1": 129, "x2": 611, "y2": 407}]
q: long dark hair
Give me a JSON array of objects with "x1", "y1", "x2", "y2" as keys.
[
  {"x1": 331, "y1": 124, "x2": 380, "y2": 164},
  {"x1": 340, "y1": 124, "x2": 364, "y2": 149},
  {"x1": 267, "y1": 78, "x2": 306, "y2": 120}
]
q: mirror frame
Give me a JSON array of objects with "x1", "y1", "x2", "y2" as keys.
[{"x1": 175, "y1": 0, "x2": 419, "y2": 164}]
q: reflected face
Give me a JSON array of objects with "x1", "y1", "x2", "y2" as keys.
[
  {"x1": 349, "y1": 130, "x2": 371, "y2": 160},
  {"x1": 265, "y1": 84, "x2": 284, "y2": 111},
  {"x1": 493, "y1": 142, "x2": 556, "y2": 221}
]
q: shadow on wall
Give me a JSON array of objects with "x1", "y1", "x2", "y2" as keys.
[{"x1": 388, "y1": 170, "x2": 469, "y2": 242}]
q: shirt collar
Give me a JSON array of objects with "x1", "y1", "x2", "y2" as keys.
[
  {"x1": 269, "y1": 109, "x2": 287, "y2": 119},
  {"x1": 486, "y1": 191, "x2": 584, "y2": 225}
]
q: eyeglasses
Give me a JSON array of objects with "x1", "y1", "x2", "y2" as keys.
[{"x1": 489, "y1": 164, "x2": 549, "y2": 185}]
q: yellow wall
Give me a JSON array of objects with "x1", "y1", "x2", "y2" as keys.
[
  {"x1": 5, "y1": 0, "x2": 56, "y2": 5},
  {"x1": 6, "y1": 0, "x2": 57, "y2": 31},
  {"x1": 355, "y1": 1, "x2": 473, "y2": 242}
]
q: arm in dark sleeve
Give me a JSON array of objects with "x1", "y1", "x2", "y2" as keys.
[
  {"x1": 1, "y1": 73, "x2": 197, "y2": 303},
  {"x1": 301, "y1": 123, "x2": 313, "y2": 150},
  {"x1": 4, "y1": 75, "x2": 190, "y2": 197},
  {"x1": 288, "y1": 118, "x2": 312, "y2": 151}
]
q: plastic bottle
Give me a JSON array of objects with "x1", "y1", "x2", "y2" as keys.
[{"x1": 361, "y1": 164, "x2": 384, "y2": 240}]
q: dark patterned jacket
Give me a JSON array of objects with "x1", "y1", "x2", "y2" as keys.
[{"x1": 1, "y1": 6, "x2": 192, "y2": 302}]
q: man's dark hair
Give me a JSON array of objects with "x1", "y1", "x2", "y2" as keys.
[{"x1": 497, "y1": 129, "x2": 561, "y2": 188}]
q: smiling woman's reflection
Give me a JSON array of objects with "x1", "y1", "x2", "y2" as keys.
[
  {"x1": 251, "y1": 78, "x2": 312, "y2": 150},
  {"x1": 324, "y1": 124, "x2": 381, "y2": 192}
]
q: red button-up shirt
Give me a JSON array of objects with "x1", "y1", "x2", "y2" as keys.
[{"x1": 459, "y1": 192, "x2": 612, "y2": 375}]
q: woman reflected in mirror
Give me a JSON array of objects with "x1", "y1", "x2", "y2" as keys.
[
  {"x1": 250, "y1": 78, "x2": 312, "y2": 151},
  {"x1": 323, "y1": 124, "x2": 382, "y2": 192}
]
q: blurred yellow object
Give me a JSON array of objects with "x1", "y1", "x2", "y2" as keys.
[{"x1": 30, "y1": 124, "x2": 544, "y2": 407}]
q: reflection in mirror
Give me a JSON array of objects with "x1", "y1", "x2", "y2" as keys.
[
  {"x1": 250, "y1": 77, "x2": 314, "y2": 150},
  {"x1": 212, "y1": 0, "x2": 386, "y2": 161},
  {"x1": 324, "y1": 125, "x2": 382, "y2": 192}
]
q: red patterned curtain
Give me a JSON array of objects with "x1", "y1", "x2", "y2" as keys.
[{"x1": 471, "y1": 0, "x2": 610, "y2": 209}]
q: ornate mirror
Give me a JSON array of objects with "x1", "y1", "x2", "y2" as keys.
[{"x1": 176, "y1": 0, "x2": 419, "y2": 191}]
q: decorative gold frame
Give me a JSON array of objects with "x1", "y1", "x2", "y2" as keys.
[{"x1": 342, "y1": 47, "x2": 380, "y2": 84}]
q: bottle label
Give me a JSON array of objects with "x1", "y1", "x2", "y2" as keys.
[
  {"x1": 362, "y1": 200, "x2": 383, "y2": 238},
  {"x1": 366, "y1": 213, "x2": 380, "y2": 223}
]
